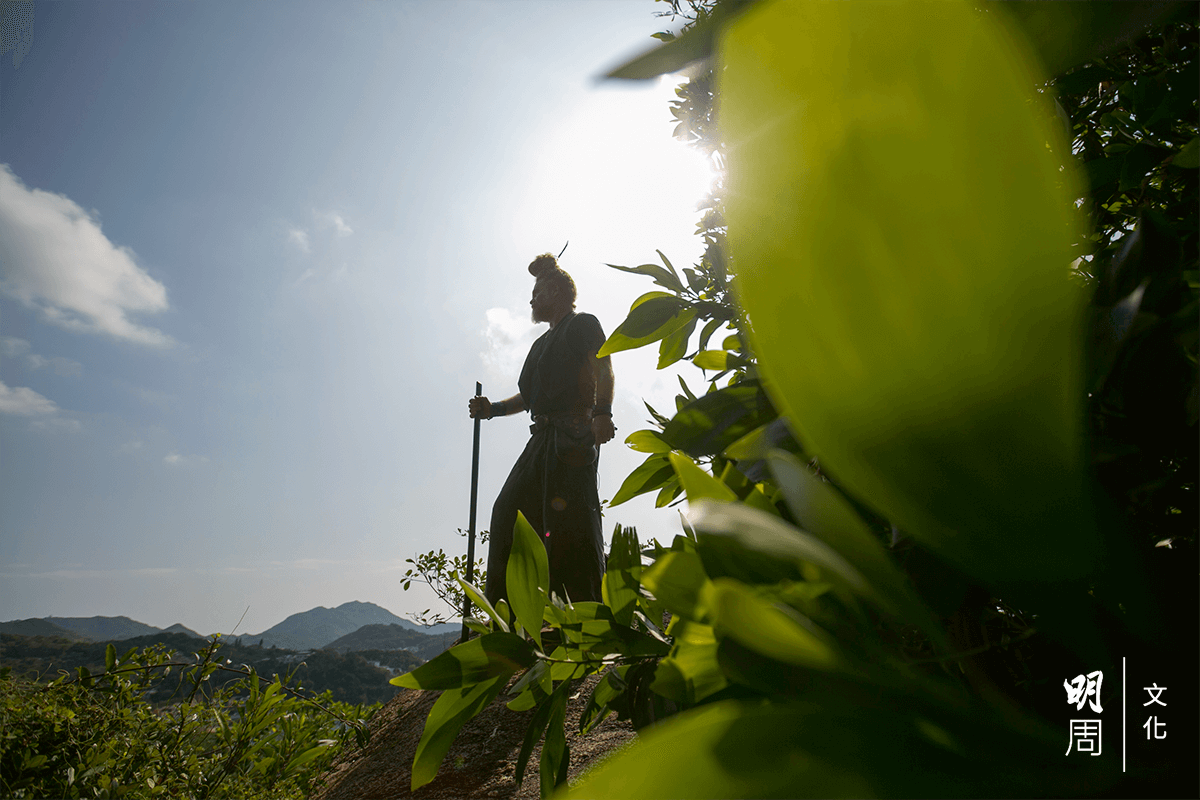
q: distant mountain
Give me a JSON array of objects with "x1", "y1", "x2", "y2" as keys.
[
  {"x1": 45, "y1": 616, "x2": 162, "y2": 642},
  {"x1": 0, "y1": 618, "x2": 89, "y2": 641},
  {"x1": 247, "y1": 601, "x2": 455, "y2": 651},
  {"x1": 162, "y1": 623, "x2": 205, "y2": 639}
]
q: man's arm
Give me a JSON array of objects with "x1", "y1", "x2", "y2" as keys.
[
  {"x1": 468, "y1": 393, "x2": 526, "y2": 420},
  {"x1": 590, "y1": 351, "x2": 615, "y2": 445}
]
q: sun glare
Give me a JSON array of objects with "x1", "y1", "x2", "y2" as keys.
[{"x1": 513, "y1": 75, "x2": 718, "y2": 247}]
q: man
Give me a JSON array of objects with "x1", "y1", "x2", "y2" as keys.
[{"x1": 469, "y1": 253, "x2": 616, "y2": 607}]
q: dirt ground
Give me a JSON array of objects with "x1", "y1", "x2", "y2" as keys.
[{"x1": 310, "y1": 673, "x2": 637, "y2": 799}]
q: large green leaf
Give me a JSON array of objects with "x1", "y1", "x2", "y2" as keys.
[
  {"x1": 565, "y1": 695, "x2": 1100, "y2": 799},
  {"x1": 390, "y1": 632, "x2": 534, "y2": 689},
  {"x1": 507, "y1": 511, "x2": 549, "y2": 651},
  {"x1": 703, "y1": 577, "x2": 840, "y2": 670},
  {"x1": 638, "y1": 549, "x2": 713, "y2": 623},
  {"x1": 688, "y1": 500, "x2": 871, "y2": 599},
  {"x1": 410, "y1": 673, "x2": 511, "y2": 791},
  {"x1": 993, "y1": 1, "x2": 1193, "y2": 78},
  {"x1": 719, "y1": 1, "x2": 1095, "y2": 593},
  {"x1": 767, "y1": 452, "x2": 948, "y2": 647}
]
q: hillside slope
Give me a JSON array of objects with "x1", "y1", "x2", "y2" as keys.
[{"x1": 312, "y1": 673, "x2": 636, "y2": 799}]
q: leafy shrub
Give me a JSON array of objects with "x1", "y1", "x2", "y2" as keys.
[{"x1": 0, "y1": 637, "x2": 376, "y2": 799}]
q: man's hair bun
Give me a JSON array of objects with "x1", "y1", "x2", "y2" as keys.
[
  {"x1": 527, "y1": 252, "x2": 578, "y2": 307},
  {"x1": 528, "y1": 253, "x2": 558, "y2": 277}
]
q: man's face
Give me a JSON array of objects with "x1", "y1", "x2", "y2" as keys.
[{"x1": 530, "y1": 278, "x2": 558, "y2": 323}]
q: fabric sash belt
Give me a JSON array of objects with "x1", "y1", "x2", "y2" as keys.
[{"x1": 530, "y1": 410, "x2": 593, "y2": 436}]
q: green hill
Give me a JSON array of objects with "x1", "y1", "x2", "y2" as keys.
[{"x1": 0, "y1": 618, "x2": 88, "y2": 641}]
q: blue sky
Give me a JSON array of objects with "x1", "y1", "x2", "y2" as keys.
[{"x1": 0, "y1": 0, "x2": 719, "y2": 635}]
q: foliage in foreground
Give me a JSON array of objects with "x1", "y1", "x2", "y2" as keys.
[
  {"x1": 0, "y1": 637, "x2": 376, "y2": 799},
  {"x1": 398, "y1": 1, "x2": 1196, "y2": 798}
]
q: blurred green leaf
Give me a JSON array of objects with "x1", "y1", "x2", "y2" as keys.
[
  {"x1": 704, "y1": 578, "x2": 839, "y2": 670},
  {"x1": 603, "y1": 20, "x2": 715, "y2": 81},
  {"x1": 991, "y1": 1, "x2": 1192, "y2": 78},
  {"x1": 1085, "y1": 156, "x2": 1123, "y2": 190},
  {"x1": 1119, "y1": 143, "x2": 1164, "y2": 190},
  {"x1": 720, "y1": 0, "x2": 1096, "y2": 594},
  {"x1": 767, "y1": 452, "x2": 947, "y2": 646},
  {"x1": 508, "y1": 511, "x2": 549, "y2": 650},
  {"x1": 688, "y1": 500, "x2": 872, "y2": 604},
  {"x1": 639, "y1": 549, "x2": 713, "y2": 623},
  {"x1": 567, "y1": 692, "x2": 1095, "y2": 799},
  {"x1": 1173, "y1": 136, "x2": 1199, "y2": 168}
]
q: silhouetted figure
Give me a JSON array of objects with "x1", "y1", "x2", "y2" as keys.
[{"x1": 469, "y1": 253, "x2": 615, "y2": 607}]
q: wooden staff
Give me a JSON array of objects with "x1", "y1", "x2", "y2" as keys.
[{"x1": 462, "y1": 381, "x2": 482, "y2": 643}]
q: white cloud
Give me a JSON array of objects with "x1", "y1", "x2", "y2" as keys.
[
  {"x1": 288, "y1": 228, "x2": 311, "y2": 253},
  {"x1": 30, "y1": 417, "x2": 82, "y2": 433},
  {"x1": 0, "y1": 336, "x2": 30, "y2": 357},
  {"x1": 294, "y1": 267, "x2": 317, "y2": 286},
  {"x1": 164, "y1": 451, "x2": 209, "y2": 466},
  {"x1": 0, "y1": 380, "x2": 57, "y2": 415},
  {"x1": 0, "y1": 165, "x2": 172, "y2": 346},
  {"x1": 0, "y1": 336, "x2": 84, "y2": 376},
  {"x1": 318, "y1": 210, "x2": 353, "y2": 237},
  {"x1": 27, "y1": 353, "x2": 83, "y2": 377},
  {"x1": 482, "y1": 307, "x2": 537, "y2": 382}
]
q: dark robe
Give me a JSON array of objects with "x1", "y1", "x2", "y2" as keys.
[{"x1": 485, "y1": 311, "x2": 607, "y2": 607}]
